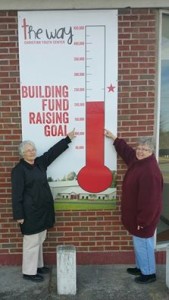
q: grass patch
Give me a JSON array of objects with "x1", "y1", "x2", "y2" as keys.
[{"x1": 54, "y1": 199, "x2": 117, "y2": 211}]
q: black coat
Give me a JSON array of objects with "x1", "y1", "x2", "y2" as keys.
[{"x1": 11, "y1": 136, "x2": 71, "y2": 235}]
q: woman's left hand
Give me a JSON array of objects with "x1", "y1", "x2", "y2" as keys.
[
  {"x1": 67, "y1": 128, "x2": 76, "y2": 140},
  {"x1": 137, "y1": 225, "x2": 143, "y2": 230}
]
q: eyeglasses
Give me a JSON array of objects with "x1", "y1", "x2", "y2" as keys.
[
  {"x1": 23, "y1": 148, "x2": 36, "y2": 154},
  {"x1": 136, "y1": 147, "x2": 151, "y2": 152}
]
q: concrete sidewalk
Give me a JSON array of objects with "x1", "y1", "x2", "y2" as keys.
[{"x1": 0, "y1": 265, "x2": 169, "y2": 300}]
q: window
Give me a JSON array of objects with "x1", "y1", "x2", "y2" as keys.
[{"x1": 157, "y1": 12, "x2": 169, "y2": 245}]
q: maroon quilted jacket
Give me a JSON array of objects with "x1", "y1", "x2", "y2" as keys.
[{"x1": 114, "y1": 138, "x2": 163, "y2": 238}]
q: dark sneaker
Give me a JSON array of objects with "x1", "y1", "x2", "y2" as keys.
[
  {"x1": 37, "y1": 266, "x2": 50, "y2": 274},
  {"x1": 135, "y1": 274, "x2": 156, "y2": 284},
  {"x1": 127, "y1": 267, "x2": 142, "y2": 276},
  {"x1": 23, "y1": 274, "x2": 44, "y2": 282}
]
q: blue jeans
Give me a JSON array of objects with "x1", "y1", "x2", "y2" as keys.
[{"x1": 132, "y1": 235, "x2": 156, "y2": 275}]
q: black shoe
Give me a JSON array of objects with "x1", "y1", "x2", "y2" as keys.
[
  {"x1": 127, "y1": 267, "x2": 142, "y2": 276},
  {"x1": 37, "y1": 266, "x2": 50, "y2": 274},
  {"x1": 23, "y1": 274, "x2": 44, "y2": 282},
  {"x1": 135, "y1": 274, "x2": 156, "y2": 284}
]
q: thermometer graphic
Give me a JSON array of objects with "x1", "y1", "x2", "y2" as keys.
[{"x1": 77, "y1": 25, "x2": 113, "y2": 193}]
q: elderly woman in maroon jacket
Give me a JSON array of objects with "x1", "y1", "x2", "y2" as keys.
[
  {"x1": 11, "y1": 129, "x2": 75, "y2": 282},
  {"x1": 105, "y1": 129, "x2": 163, "y2": 284}
]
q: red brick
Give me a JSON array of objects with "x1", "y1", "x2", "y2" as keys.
[{"x1": 0, "y1": 8, "x2": 158, "y2": 264}]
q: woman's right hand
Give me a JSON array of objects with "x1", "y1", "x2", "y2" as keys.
[
  {"x1": 104, "y1": 129, "x2": 117, "y2": 141},
  {"x1": 17, "y1": 219, "x2": 24, "y2": 224}
]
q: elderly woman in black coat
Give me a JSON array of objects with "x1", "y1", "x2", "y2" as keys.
[{"x1": 11, "y1": 129, "x2": 75, "y2": 282}]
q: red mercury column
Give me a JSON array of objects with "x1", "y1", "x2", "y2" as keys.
[{"x1": 77, "y1": 26, "x2": 113, "y2": 193}]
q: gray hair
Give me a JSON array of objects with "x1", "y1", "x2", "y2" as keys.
[
  {"x1": 137, "y1": 136, "x2": 155, "y2": 152},
  {"x1": 18, "y1": 140, "x2": 36, "y2": 157}
]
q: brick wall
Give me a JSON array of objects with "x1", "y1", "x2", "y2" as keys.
[{"x1": 0, "y1": 9, "x2": 165, "y2": 265}]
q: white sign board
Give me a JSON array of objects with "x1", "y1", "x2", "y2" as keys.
[{"x1": 18, "y1": 10, "x2": 118, "y2": 196}]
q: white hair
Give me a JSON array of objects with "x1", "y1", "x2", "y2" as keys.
[
  {"x1": 18, "y1": 140, "x2": 36, "y2": 157},
  {"x1": 137, "y1": 136, "x2": 155, "y2": 152}
]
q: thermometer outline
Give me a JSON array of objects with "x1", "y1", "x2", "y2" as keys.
[{"x1": 77, "y1": 25, "x2": 113, "y2": 193}]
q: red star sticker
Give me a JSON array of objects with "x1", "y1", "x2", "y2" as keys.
[{"x1": 107, "y1": 84, "x2": 116, "y2": 92}]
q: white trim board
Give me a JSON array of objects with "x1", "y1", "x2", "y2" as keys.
[{"x1": 0, "y1": 0, "x2": 169, "y2": 11}]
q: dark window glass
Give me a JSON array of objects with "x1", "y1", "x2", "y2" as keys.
[{"x1": 157, "y1": 13, "x2": 169, "y2": 244}]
